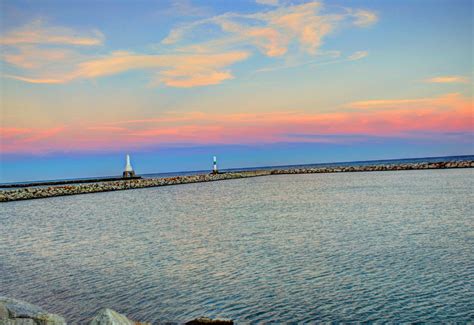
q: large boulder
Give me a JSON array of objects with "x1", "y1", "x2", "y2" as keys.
[
  {"x1": 0, "y1": 297, "x2": 66, "y2": 325},
  {"x1": 89, "y1": 308, "x2": 136, "y2": 325}
]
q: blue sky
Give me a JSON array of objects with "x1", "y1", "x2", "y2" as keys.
[{"x1": 0, "y1": 0, "x2": 472, "y2": 182}]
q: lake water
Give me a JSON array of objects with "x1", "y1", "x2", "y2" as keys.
[{"x1": 1, "y1": 169, "x2": 473, "y2": 323}]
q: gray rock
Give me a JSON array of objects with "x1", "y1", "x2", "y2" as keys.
[
  {"x1": 34, "y1": 313, "x2": 67, "y2": 325},
  {"x1": 89, "y1": 308, "x2": 134, "y2": 325},
  {"x1": 0, "y1": 297, "x2": 65, "y2": 325},
  {"x1": 0, "y1": 297, "x2": 45, "y2": 319},
  {"x1": 0, "y1": 303, "x2": 9, "y2": 320}
]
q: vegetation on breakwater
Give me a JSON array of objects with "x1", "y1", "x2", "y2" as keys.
[{"x1": 0, "y1": 160, "x2": 472, "y2": 202}]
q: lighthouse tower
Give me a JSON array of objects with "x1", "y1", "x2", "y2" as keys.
[
  {"x1": 212, "y1": 156, "x2": 218, "y2": 174},
  {"x1": 123, "y1": 154, "x2": 136, "y2": 178}
]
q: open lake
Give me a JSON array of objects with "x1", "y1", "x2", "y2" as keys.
[{"x1": 1, "y1": 169, "x2": 473, "y2": 323}]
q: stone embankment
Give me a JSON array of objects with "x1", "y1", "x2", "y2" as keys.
[
  {"x1": 1, "y1": 160, "x2": 472, "y2": 202},
  {"x1": 269, "y1": 160, "x2": 474, "y2": 175},
  {"x1": 0, "y1": 176, "x2": 142, "y2": 189},
  {"x1": 0, "y1": 171, "x2": 270, "y2": 202},
  {"x1": 0, "y1": 297, "x2": 232, "y2": 325}
]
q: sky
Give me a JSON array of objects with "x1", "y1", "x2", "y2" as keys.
[{"x1": 0, "y1": 0, "x2": 473, "y2": 182}]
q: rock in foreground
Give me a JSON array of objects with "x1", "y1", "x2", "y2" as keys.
[
  {"x1": 0, "y1": 296, "x2": 66, "y2": 325},
  {"x1": 185, "y1": 317, "x2": 233, "y2": 325},
  {"x1": 89, "y1": 308, "x2": 146, "y2": 325},
  {"x1": 0, "y1": 297, "x2": 233, "y2": 325}
]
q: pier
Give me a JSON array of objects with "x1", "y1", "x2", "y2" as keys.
[{"x1": 0, "y1": 160, "x2": 472, "y2": 202}]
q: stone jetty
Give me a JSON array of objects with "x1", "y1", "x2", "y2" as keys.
[
  {"x1": 1, "y1": 160, "x2": 472, "y2": 202},
  {"x1": 0, "y1": 177, "x2": 142, "y2": 189},
  {"x1": 0, "y1": 297, "x2": 233, "y2": 325},
  {"x1": 269, "y1": 159, "x2": 474, "y2": 175}
]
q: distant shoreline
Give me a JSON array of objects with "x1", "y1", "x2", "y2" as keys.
[{"x1": 1, "y1": 160, "x2": 472, "y2": 202}]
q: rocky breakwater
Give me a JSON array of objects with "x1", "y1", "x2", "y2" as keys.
[
  {"x1": 1, "y1": 297, "x2": 232, "y2": 325},
  {"x1": 1, "y1": 160, "x2": 472, "y2": 202},
  {"x1": 270, "y1": 160, "x2": 474, "y2": 175},
  {"x1": 0, "y1": 171, "x2": 271, "y2": 202}
]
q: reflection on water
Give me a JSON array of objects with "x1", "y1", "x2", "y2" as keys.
[{"x1": 1, "y1": 169, "x2": 473, "y2": 323}]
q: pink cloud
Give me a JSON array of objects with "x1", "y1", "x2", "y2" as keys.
[
  {"x1": 1, "y1": 126, "x2": 65, "y2": 152},
  {"x1": 2, "y1": 93, "x2": 470, "y2": 154},
  {"x1": 0, "y1": 127, "x2": 32, "y2": 138}
]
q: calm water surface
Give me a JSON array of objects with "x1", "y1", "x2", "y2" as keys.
[{"x1": 1, "y1": 169, "x2": 473, "y2": 323}]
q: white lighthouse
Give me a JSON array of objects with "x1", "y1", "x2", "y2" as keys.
[
  {"x1": 212, "y1": 156, "x2": 218, "y2": 174},
  {"x1": 123, "y1": 154, "x2": 136, "y2": 178}
]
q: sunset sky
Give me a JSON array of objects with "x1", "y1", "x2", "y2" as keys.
[{"x1": 1, "y1": 0, "x2": 472, "y2": 182}]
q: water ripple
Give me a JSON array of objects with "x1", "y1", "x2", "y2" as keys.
[{"x1": 1, "y1": 169, "x2": 473, "y2": 323}]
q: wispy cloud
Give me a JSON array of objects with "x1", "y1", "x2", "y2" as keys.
[
  {"x1": 162, "y1": 2, "x2": 378, "y2": 57},
  {"x1": 4, "y1": 75, "x2": 66, "y2": 84},
  {"x1": 346, "y1": 93, "x2": 468, "y2": 110},
  {"x1": 285, "y1": 133, "x2": 393, "y2": 144},
  {"x1": 6, "y1": 50, "x2": 250, "y2": 87},
  {"x1": 152, "y1": 0, "x2": 211, "y2": 19},
  {"x1": 0, "y1": 127, "x2": 32, "y2": 138},
  {"x1": 255, "y1": 49, "x2": 367, "y2": 73},
  {"x1": 1, "y1": 2, "x2": 378, "y2": 87},
  {"x1": 424, "y1": 75, "x2": 470, "y2": 84},
  {"x1": 158, "y1": 0, "x2": 210, "y2": 17},
  {"x1": 348, "y1": 50, "x2": 368, "y2": 61},
  {"x1": 1, "y1": 20, "x2": 102, "y2": 82},
  {"x1": 0, "y1": 19, "x2": 103, "y2": 46},
  {"x1": 2, "y1": 45, "x2": 79, "y2": 69},
  {"x1": 0, "y1": 126, "x2": 65, "y2": 148},
  {"x1": 256, "y1": 0, "x2": 280, "y2": 6},
  {"x1": 352, "y1": 9, "x2": 378, "y2": 27}
]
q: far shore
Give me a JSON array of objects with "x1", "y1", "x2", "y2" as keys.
[{"x1": 0, "y1": 160, "x2": 472, "y2": 202}]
